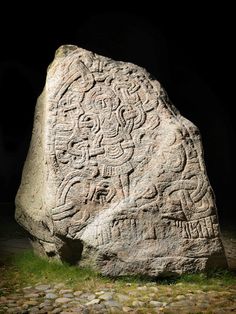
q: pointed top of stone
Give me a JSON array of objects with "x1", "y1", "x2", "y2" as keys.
[{"x1": 15, "y1": 45, "x2": 227, "y2": 276}]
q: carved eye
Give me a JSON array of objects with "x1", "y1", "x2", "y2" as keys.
[
  {"x1": 59, "y1": 99, "x2": 67, "y2": 107},
  {"x1": 95, "y1": 99, "x2": 102, "y2": 109},
  {"x1": 58, "y1": 150, "x2": 66, "y2": 158}
]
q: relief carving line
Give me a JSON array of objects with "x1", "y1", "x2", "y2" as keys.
[
  {"x1": 15, "y1": 46, "x2": 226, "y2": 277},
  {"x1": 48, "y1": 48, "x2": 217, "y2": 242}
]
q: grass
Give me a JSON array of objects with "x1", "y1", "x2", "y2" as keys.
[
  {"x1": 0, "y1": 251, "x2": 235, "y2": 314},
  {"x1": 0, "y1": 250, "x2": 109, "y2": 291},
  {"x1": 0, "y1": 249, "x2": 236, "y2": 296}
]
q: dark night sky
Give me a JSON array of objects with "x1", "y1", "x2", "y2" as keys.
[{"x1": 0, "y1": 4, "x2": 235, "y2": 222}]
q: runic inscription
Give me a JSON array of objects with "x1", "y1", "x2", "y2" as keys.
[{"x1": 15, "y1": 46, "x2": 227, "y2": 277}]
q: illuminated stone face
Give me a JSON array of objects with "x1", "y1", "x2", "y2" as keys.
[{"x1": 15, "y1": 45, "x2": 227, "y2": 276}]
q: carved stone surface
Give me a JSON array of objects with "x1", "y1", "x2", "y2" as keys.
[{"x1": 15, "y1": 45, "x2": 227, "y2": 276}]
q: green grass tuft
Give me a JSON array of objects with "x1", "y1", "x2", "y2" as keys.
[
  {"x1": 176, "y1": 269, "x2": 236, "y2": 285},
  {"x1": 1, "y1": 250, "x2": 108, "y2": 291},
  {"x1": 1, "y1": 249, "x2": 235, "y2": 294}
]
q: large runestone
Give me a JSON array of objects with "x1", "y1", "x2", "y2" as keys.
[{"x1": 15, "y1": 45, "x2": 227, "y2": 276}]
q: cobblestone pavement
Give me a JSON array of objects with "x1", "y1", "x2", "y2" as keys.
[
  {"x1": 0, "y1": 215, "x2": 235, "y2": 313},
  {"x1": 0, "y1": 281, "x2": 236, "y2": 313}
]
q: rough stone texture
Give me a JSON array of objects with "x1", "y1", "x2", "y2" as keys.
[
  {"x1": 15, "y1": 45, "x2": 227, "y2": 276},
  {"x1": 1, "y1": 281, "x2": 236, "y2": 314}
]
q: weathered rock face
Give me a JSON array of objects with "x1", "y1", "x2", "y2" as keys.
[{"x1": 15, "y1": 45, "x2": 227, "y2": 276}]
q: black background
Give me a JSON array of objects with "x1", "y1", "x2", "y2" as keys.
[{"x1": 0, "y1": 4, "x2": 235, "y2": 223}]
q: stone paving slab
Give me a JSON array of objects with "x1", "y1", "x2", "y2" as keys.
[{"x1": 0, "y1": 281, "x2": 236, "y2": 313}]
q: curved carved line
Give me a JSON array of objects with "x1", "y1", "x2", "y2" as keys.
[
  {"x1": 57, "y1": 170, "x2": 83, "y2": 204},
  {"x1": 53, "y1": 54, "x2": 94, "y2": 101},
  {"x1": 191, "y1": 175, "x2": 208, "y2": 202},
  {"x1": 133, "y1": 103, "x2": 146, "y2": 129},
  {"x1": 59, "y1": 176, "x2": 82, "y2": 205}
]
